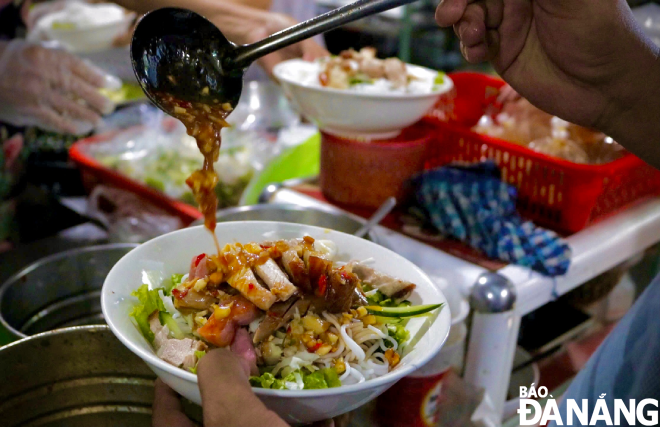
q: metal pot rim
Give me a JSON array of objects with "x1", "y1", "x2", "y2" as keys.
[
  {"x1": 191, "y1": 203, "x2": 382, "y2": 243},
  {"x1": 0, "y1": 324, "x2": 111, "y2": 353},
  {"x1": 0, "y1": 244, "x2": 138, "y2": 338}
]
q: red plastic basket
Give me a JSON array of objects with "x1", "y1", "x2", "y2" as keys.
[
  {"x1": 423, "y1": 72, "x2": 660, "y2": 234},
  {"x1": 69, "y1": 130, "x2": 202, "y2": 225}
]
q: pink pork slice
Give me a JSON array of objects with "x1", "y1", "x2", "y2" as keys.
[{"x1": 149, "y1": 312, "x2": 207, "y2": 369}]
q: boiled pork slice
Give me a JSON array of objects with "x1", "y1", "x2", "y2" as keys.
[
  {"x1": 149, "y1": 312, "x2": 207, "y2": 369},
  {"x1": 348, "y1": 262, "x2": 416, "y2": 300}
]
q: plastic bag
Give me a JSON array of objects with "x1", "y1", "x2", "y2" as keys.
[{"x1": 83, "y1": 105, "x2": 280, "y2": 209}]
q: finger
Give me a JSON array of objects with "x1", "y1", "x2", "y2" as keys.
[
  {"x1": 30, "y1": 105, "x2": 79, "y2": 134},
  {"x1": 152, "y1": 378, "x2": 196, "y2": 427},
  {"x1": 483, "y1": 0, "x2": 503, "y2": 29},
  {"x1": 435, "y1": 0, "x2": 472, "y2": 27},
  {"x1": 197, "y1": 348, "x2": 289, "y2": 427},
  {"x1": 47, "y1": 90, "x2": 102, "y2": 124},
  {"x1": 61, "y1": 51, "x2": 106, "y2": 88},
  {"x1": 62, "y1": 76, "x2": 114, "y2": 115},
  {"x1": 455, "y1": 3, "x2": 486, "y2": 48},
  {"x1": 460, "y1": 30, "x2": 499, "y2": 63}
]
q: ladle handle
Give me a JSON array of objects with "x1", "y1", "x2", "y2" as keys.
[{"x1": 231, "y1": 0, "x2": 419, "y2": 69}]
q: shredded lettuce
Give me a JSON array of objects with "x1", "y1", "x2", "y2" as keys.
[
  {"x1": 364, "y1": 287, "x2": 412, "y2": 308},
  {"x1": 387, "y1": 323, "x2": 410, "y2": 348},
  {"x1": 250, "y1": 368, "x2": 341, "y2": 390},
  {"x1": 168, "y1": 274, "x2": 184, "y2": 293},
  {"x1": 129, "y1": 284, "x2": 166, "y2": 342},
  {"x1": 250, "y1": 372, "x2": 283, "y2": 389},
  {"x1": 189, "y1": 350, "x2": 207, "y2": 374}
]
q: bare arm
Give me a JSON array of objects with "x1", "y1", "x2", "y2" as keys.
[{"x1": 112, "y1": 0, "x2": 275, "y2": 44}]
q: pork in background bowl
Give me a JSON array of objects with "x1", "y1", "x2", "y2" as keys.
[
  {"x1": 101, "y1": 221, "x2": 451, "y2": 425},
  {"x1": 273, "y1": 50, "x2": 453, "y2": 140}
]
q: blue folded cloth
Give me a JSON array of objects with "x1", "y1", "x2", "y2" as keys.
[{"x1": 411, "y1": 162, "x2": 571, "y2": 276}]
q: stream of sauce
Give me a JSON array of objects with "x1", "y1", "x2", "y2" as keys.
[{"x1": 156, "y1": 91, "x2": 233, "y2": 254}]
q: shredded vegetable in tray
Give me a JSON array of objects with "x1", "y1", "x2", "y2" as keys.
[{"x1": 130, "y1": 236, "x2": 442, "y2": 390}]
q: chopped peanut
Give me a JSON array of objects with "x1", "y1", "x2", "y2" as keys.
[
  {"x1": 334, "y1": 358, "x2": 346, "y2": 374},
  {"x1": 208, "y1": 271, "x2": 223, "y2": 285},
  {"x1": 384, "y1": 349, "x2": 400, "y2": 368},
  {"x1": 362, "y1": 315, "x2": 377, "y2": 326},
  {"x1": 221, "y1": 102, "x2": 233, "y2": 112},
  {"x1": 201, "y1": 86, "x2": 209, "y2": 95},
  {"x1": 302, "y1": 314, "x2": 330, "y2": 334},
  {"x1": 173, "y1": 106, "x2": 187, "y2": 114},
  {"x1": 316, "y1": 345, "x2": 333, "y2": 356},
  {"x1": 192, "y1": 278, "x2": 208, "y2": 292},
  {"x1": 213, "y1": 302, "x2": 232, "y2": 319},
  {"x1": 326, "y1": 332, "x2": 339, "y2": 345}
]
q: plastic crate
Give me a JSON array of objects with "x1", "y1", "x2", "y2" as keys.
[
  {"x1": 69, "y1": 130, "x2": 202, "y2": 225},
  {"x1": 423, "y1": 72, "x2": 660, "y2": 234}
]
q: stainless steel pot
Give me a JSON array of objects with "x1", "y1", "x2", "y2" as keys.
[
  {"x1": 0, "y1": 326, "x2": 156, "y2": 427},
  {"x1": 0, "y1": 244, "x2": 137, "y2": 339},
  {"x1": 191, "y1": 204, "x2": 381, "y2": 243}
]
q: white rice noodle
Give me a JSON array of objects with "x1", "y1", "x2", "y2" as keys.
[
  {"x1": 364, "y1": 342, "x2": 381, "y2": 359},
  {"x1": 340, "y1": 324, "x2": 365, "y2": 362},
  {"x1": 367, "y1": 325, "x2": 398, "y2": 351},
  {"x1": 348, "y1": 364, "x2": 366, "y2": 384},
  {"x1": 320, "y1": 339, "x2": 345, "y2": 360},
  {"x1": 339, "y1": 362, "x2": 352, "y2": 381}
]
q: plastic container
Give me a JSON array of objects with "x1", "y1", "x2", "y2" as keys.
[
  {"x1": 69, "y1": 131, "x2": 202, "y2": 225},
  {"x1": 423, "y1": 72, "x2": 660, "y2": 233},
  {"x1": 320, "y1": 123, "x2": 433, "y2": 209}
]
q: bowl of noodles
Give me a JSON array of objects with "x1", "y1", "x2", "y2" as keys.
[{"x1": 101, "y1": 221, "x2": 451, "y2": 424}]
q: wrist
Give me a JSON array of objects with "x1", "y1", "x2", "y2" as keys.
[{"x1": 598, "y1": 41, "x2": 660, "y2": 167}]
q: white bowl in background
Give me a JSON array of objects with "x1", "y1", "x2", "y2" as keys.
[
  {"x1": 273, "y1": 59, "x2": 453, "y2": 139},
  {"x1": 102, "y1": 221, "x2": 451, "y2": 424}
]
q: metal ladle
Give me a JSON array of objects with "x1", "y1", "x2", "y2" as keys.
[{"x1": 131, "y1": 0, "x2": 419, "y2": 115}]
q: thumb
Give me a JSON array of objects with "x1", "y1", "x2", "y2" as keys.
[{"x1": 197, "y1": 348, "x2": 289, "y2": 427}]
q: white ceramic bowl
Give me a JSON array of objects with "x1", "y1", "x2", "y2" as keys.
[
  {"x1": 273, "y1": 59, "x2": 454, "y2": 139},
  {"x1": 102, "y1": 221, "x2": 451, "y2": 424},
  {"x1": 39, "y1": 14, "x2": 134, "y2": 54}
]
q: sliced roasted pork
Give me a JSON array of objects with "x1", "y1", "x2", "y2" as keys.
[
  {"x1": 281, "y1": 249, "x2": 311, "y2": 293},
  {"x1": 348, "y1": 262, "x2": 416, "y2": 300},
  {"x1": 174, "y1": 289, "x2": 217, "y2": 310},
  {"x1": 253, "y1": 259, "x2": 297, "y2": 301},
  {"x1": 227, "y1": 266, "x2": 277, "y2": 310},
  {"x1": 325, "y1": 269, "x2": 359, "y2": 313},
  {"x1": 149, "y1": 312, "x2": 207, "y2": 369},
  {"x1": 196, "y1": 295, "x2": 260, "y2": 347},
  {"x1": 253, "y1": 298, "x2": 311, "y2": 344}
]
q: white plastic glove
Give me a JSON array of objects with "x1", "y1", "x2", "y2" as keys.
[{"x1": 0, "y1": 39, "x2": 117, "y2": 134}]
